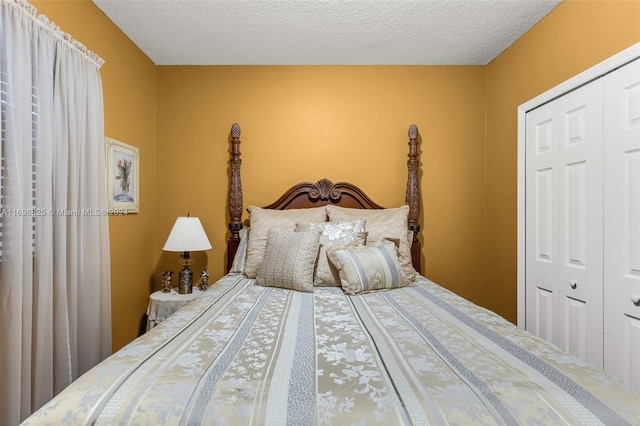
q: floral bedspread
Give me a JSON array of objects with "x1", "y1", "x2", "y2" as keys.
[{"x1": 24, "y1": 274, "x2": 640, "y2": 425}]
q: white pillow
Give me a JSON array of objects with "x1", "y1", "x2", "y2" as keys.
[
  {"x1": 295, "y1": 220, "x2": 366, "y2": 286},
  {"x1": 325, "y1": 205, "x2": 416, "y2": 281},
  {"x1": 229, "y1": 227, "x2": 249, "y2": 275}
]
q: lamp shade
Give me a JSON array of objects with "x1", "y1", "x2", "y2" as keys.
[{"x1": 163, "y1": 217, "x2": 212, "y2": 252}]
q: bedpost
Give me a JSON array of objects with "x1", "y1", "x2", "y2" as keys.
[
  {"x1": 227, "y1": 123, "x2": 243, "y2": 272},
  {"x1": 406, "y1": 124, "x2": 421, "y2": 273}
]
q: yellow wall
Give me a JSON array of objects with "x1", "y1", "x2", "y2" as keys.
[
  {"x1": 26, "y1": 0, "x2": 640, "y2": 352},
  {"x1": 31, "y1": 0, "x2": 157, "y2": 351},
  {"x1": 153, "y1": 66, "x2": 488, "y2": 306},
  {"x1": 485, "y1": 0, "x2": 640, "y2": 322}
]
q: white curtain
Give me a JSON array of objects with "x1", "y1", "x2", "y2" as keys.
[{"x1": 0, "y1": 1, "x2": 111, "y2": 424}]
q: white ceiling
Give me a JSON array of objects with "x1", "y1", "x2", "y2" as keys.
[{"x1": 91, "y1": 0, "x2": 562, "y2": 66}]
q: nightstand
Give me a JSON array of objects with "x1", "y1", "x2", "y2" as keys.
[{"x1": 146, "y1": 287, "x2": 205, "y2": 331}]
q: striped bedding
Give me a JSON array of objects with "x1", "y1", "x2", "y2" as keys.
[{"x1": 24, "y1": 274, "x2": 640, "y2": 425}]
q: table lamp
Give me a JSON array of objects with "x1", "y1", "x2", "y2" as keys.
[{"x1": 163, "y1": 215, "x2": 212, "y2": 294}]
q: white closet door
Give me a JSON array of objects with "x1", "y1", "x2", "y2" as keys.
[
  {"x1": 525, "y1": 81, "x2": 604, "y2": 367},
  {"x1": 556, "y1": 81, "x2": 604, "y2": 368},
  {"x1": 526, "y1": 103, "x2": 560, "y2": 345},
  {"x1": 603, "y1": 58, "x2": 640, "y2": 391}
]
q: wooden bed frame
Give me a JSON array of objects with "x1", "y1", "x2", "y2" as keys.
[{"x1": 227, "y1": 123, "x2": 422, "y2": 274}]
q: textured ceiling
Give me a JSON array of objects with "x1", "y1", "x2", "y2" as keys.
[{"x1": 91, "y1": 0, "x2": 562, "y2": 65}]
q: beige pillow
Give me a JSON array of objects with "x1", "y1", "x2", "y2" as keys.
[
  {"x1": 295, "y1": 220, "x2": 366, "y2": 287},
  {"x1": 325, "y1": 205, "x2": 416, "y2": 281},
  {"x1": 244, "y1": 206, "x2": 327, "y2": 278},
  {"x1": 326, "y1": 240, "x2": 409, "y2": 295},
  {"x1": 256, "y1": 230, "x2": 321, "y2": 293}
]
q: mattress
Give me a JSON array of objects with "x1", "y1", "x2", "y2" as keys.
[{"x1": 23, "y1": 274, "x2": 640, "y2": 425}]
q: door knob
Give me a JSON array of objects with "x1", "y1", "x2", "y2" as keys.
[
  {"x1": 632, "y1": 294, "x2": 640, "y2": 306},
  {"x1": 569, "y1": 280, "x2": 577, "y2": 290}
]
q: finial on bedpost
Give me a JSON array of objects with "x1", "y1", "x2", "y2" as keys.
[
  {"x1": 228, "y1": 123, "x2": 243, "y2": 272},
  {"x1": 408, "y1": 124, "x2": 418, "y2": 140},
  {"x1": 406, "y1": 124, "x2": 421, "y2": 273},
  {"x1": 231, "y1": 122, "x2": 241, "y2": 138}
]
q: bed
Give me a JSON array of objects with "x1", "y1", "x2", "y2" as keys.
[{"x1": 23, "y1": 124, "x2": 640, "y2": 425}]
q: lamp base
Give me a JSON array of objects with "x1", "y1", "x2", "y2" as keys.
[
  {"x1": 178, "y1": 267, "x2": 193, "y2": 294},
  {"x1": 178, "y1": 252, "x2": 194, "y2": 294}
]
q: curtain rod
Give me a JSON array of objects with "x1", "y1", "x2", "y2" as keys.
[{"x1": 3, "y1": 0, "x2": 106, "y2": 69}]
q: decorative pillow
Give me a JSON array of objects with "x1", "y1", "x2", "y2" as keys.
[
  {"x1": 325, "y1": 205, "x2": 417, "y2": 281},
  {"x1": 229, "y1": 227, "x2": 249, "y2": 275},
  {"x1": 255, "y1": 230, "x2": 321, "y2": 293},
  {"x1": 326, "y1": 240, "x2": 409, "y2": 295},
  {"x1": 244, "y1": 206, "x2": 327, "y2": 278},
  {"x1": 295, "y1": 220, "x2": 366, "y2": 287}
]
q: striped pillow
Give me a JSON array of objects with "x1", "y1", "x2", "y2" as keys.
[{"x1": 326, "y1": 240, "x2": 409, "y2": 295}]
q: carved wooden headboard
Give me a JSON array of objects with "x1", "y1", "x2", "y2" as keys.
[{"x1": 227, "y1": 123, "x2": 422, "y2": 273}]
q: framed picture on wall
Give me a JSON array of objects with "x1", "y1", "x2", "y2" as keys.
[{"x1": 106, "y1": 137, "x2": 139, "y2": 213}]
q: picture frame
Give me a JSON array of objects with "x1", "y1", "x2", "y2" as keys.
[{"x1": 106, "y1": 137, "x2": 139, "y2": 213}]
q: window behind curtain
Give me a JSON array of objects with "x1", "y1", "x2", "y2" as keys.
[{"x1": 0, "y1": 69, "x2": 38, "y2": 259}]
